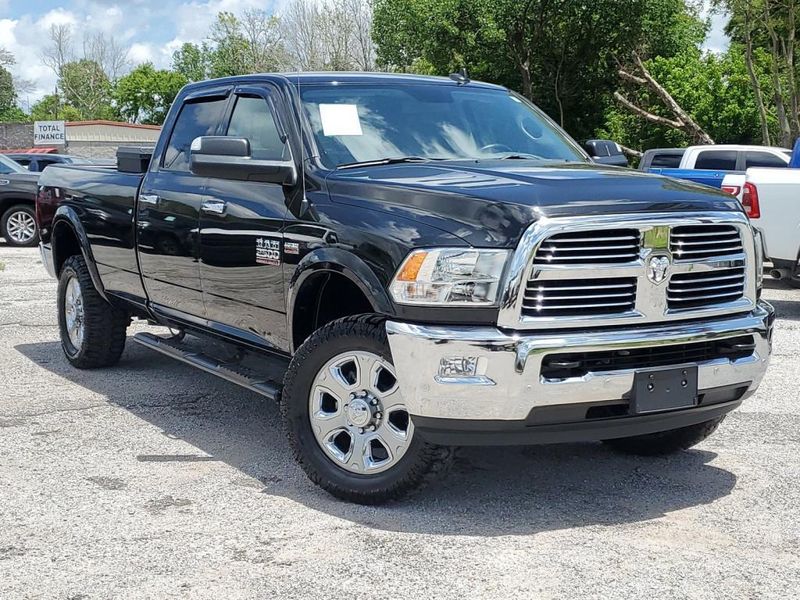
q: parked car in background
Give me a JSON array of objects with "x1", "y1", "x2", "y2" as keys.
[
  {"x1": 36, "y1": 72, "x2": 773, "y2": 504},
  {"x1": 645, "y1": 145, "x2": 791, "y2": 188},
  {"x1": 0, "y1": 154, "x2": 40, "y2": 247},
  {"x1": 639, "y1": 148, "x2": 685, "y2": 170},
  {"x1": 4, "y1": 153, "x2": 93, "y2": 172}
]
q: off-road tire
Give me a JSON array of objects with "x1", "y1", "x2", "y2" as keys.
[
  {"x1": 1, "y1": 204, "x2": 39, "y2": 247},
  {"x1": 603, "y1": 416, "x2": 725, "y2": 456},
  {"x1": 57, "y1": 255, "x2": 129, "y2": 369},
  {"x1": 281, "y1": 314, "x2": 453, "y2": 504}
]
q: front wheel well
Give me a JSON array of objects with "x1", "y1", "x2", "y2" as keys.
[
  {"x1": 52, "y1": 221, "x2": 83, "y2": 275},
  {"x1": 292, "y1": 271, "x2": 376, "y2": 351}
]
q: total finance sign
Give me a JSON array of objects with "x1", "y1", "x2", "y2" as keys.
[{"x1": 34, "y1": 121, "x2": 66, "y2": 146}]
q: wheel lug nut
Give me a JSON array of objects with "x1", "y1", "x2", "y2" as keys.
[
  {"x1": 374, "y1": 412, "x2": 382, "y2": 419},
  {"x1": 359, "y1": 427, "x2": 365, "y2": 434},
  {"x1": 370, "y1": 399, "x2": 378, "y2": 406}
]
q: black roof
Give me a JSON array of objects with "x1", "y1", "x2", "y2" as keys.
[{"x1": 186, "y1": 71, "x2": 506, "y2": 91}]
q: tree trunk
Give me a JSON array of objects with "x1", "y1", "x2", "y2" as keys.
[
  {"x1": 764, "y1": 0, "x2": 793, "y2": 146},
  {"x1": 743, "y1": 18, "x2": 772, "y2": 145}
]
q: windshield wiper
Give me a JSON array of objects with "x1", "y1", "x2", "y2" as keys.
[
  {"x1": 337, "y1": 156, "x2": 444, "y2": 170},
  {"x1": 492, "y1": 152, "x2": 544, "y2": 160}
]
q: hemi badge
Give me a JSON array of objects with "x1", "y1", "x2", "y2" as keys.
[{"x1": 284, "y1": 242, "x2": 300, "y2": 255}]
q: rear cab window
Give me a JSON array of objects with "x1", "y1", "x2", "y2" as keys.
[
  {"x1": 650, "y1": 154, "x2": 683, "y2": 168},
  {"x1": 694, "y1": 150, "x2": 737, "y2": 170},
  {"x1": 745, "y1": 151, "x2": 787, "y2": 169}
]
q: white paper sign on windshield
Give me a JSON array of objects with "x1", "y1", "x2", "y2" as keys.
[{"x1": 319, "y1": 104, "x2": 363, "y2": 136}]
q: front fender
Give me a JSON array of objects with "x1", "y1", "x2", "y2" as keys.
[
  {"x1": 287, "y1": 247, "x2": 395, "y2": 348},
  {"x1": 51, "y1": 205, "x2": 108, "y2": 301}
]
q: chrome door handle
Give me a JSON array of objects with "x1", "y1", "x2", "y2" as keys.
[
  {"x1": 201, "y1": 200, "x2": 227, "y2": 215},
  {"x1": 139, "y1": 193, "x2": 159, "y2": 206}
]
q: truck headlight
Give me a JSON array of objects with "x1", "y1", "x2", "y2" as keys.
[{"x1": 390, "y1": 248, "x2": 510, "y2": 305}]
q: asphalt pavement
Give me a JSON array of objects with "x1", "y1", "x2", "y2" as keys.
[{"x1": 0, "y1": 243, "x2": 798, "y2": 599}]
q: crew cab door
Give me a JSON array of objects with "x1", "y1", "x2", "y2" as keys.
[
  {"x1": 137, "y1": 89, "x2": 230, "y2": 318},
  {"x1": 197, "y1": 86, "x2": 295, "y2": 350}
]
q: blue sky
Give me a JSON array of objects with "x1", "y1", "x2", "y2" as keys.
[{"x1": 1, "y1": 0, "x2": 729, "y2": 110}]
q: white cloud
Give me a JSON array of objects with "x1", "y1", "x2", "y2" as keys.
[
  {"x1": 129, "y1": 43, "x2": 155, "y2": 64},
  {"x1": 2, "y1": 0, "x2": 281, "y2": 106}
]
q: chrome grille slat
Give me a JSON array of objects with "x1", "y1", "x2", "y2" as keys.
[
  {"x1": 539, "y1": 244, "x2": 638, "y2": 252},
  {"x1": 668, "y1": 273, "x2": 743, "y2": 285},
  {"x1": 668, "y1": 282, "x2": 743, "y2": 294},
  {"x1": 536, "y1": 253, "x2": 640, "y2": 261},
  {"x1": 667, "y1": 266, "x2": 745, "y2": 310},
  {"x1": 534, "y1": 229, "x2": 640, "y2": 265},
  {"x1": 522, "y1": 278, "x2": 637, "y2": 317},
  {"x1": 523, "y1": 301, "x2": 633, "y2": 310},
  {"x1": 670, "y1": 225, "x2": 743, "y2": 262},
  {"x1": 525, "y1": 291, "x2": 634, "y2": 300}
]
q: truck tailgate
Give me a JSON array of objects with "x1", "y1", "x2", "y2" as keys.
[{"x1": 747, "y1": 168, "x2": 800, "y2": 263}]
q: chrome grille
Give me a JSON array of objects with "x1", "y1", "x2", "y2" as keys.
[
  {"x1": 522, "y1": 278, "x2": 637, "y2": 317},
  {"x1": 534, "y1": 229, "x2": 640, "y2": 265},
  {"x1": 670, "y1": 225, "x2": 743, "y2": 261},
  {"x1": 502, "y1": 213, "x2": 755, "y2": 331},
  {"x1": 668, "y1": 267, "x2": 746, "y2": 310}
]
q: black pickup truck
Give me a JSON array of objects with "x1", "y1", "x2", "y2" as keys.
[{"x1": 37, "y1": 73, "x2": 774, "y2": 504}]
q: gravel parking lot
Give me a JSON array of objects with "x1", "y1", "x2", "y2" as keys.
[{"x1": 0, "y1": 243, "x2": 798, "y2": 599}]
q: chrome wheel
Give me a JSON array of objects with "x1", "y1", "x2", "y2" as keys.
[
  {"x1": 5, "y1": 209, "x2": 36, "y2": 244},
  {"x1": 64, "y1": 276, "x2": 85, "y2": 349},
  {"x1": 309, "y1": 351, "x2": 413, "y2": 475}
]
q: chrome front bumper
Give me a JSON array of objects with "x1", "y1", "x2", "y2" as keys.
[{"x1": 386, "y1": 302, "x2": 774, "y2": 422}]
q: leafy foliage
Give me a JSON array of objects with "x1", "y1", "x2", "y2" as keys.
[
  {"x1": 372, "y1": 0, "x2": 704, "y2": 140},
  {"x1": 114, "y1": 63, "x2": 188, "y2": 124}
]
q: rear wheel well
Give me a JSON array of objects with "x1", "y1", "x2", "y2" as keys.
[
  {"x1": 292, "y1": 272, "x2": 375, "y2": 350},
  {"x1": 52, "y1": 222, "x2": 83, "y2": 275}
]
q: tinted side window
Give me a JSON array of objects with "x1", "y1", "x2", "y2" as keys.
[
  {"x1": 651, "y1": 154, "x2": 683, "y2": 168},
  {"x1": 163, "y1": 97, "x2": 228, "y2": 171},
  {"x1": 694, "y1": 150, "x2": 737, "y2": 170},
  {"x1": 745, "y1": 151, "x2": 787, "y2": 169},
  {"x1": 226, "y1": 95, "x2": 288, "y2": 161}
]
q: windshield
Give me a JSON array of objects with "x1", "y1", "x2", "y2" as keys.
[
  {"x1": 0, "y1": 154, "x2": 26, "y2": 174},
  {"x1": 300, "y1": 83, "x2": 588, "y2": 169}
]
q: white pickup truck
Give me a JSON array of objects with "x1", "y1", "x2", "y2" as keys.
[{"x1": 722, "y1": 169, "x2": 800, "y2": 287}]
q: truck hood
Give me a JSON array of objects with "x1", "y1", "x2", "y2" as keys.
[{"x1": 326, "y1": 161, "x2": 744, "y2": 247}]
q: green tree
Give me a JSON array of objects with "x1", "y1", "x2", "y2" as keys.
[
  {"x1": 372, "y1": 0, "x2": 699, "y2": 140},
  {"x1": 114, "y1": 63, "x2": 187, "y2": 124},
  {"x1": 0, "y1": 65, "x2": 16, "y2": 114},
  {"x1": 600, "y1": 45, "x2": 771, "y2": 151},
  {"x1": 29, "y1": 94, "x2": 82, "y2": 122},
  {"x1": 206, "y1": 11, "x2": 287, "y2": 77},
  {"x1": 172, "y1": 42, "x2": 210, "y2": 82},
  {"x1": 0, "y1": 49, "x2": 29, "y2": 123},
  {"x1": 59, "y1": 59, "x2": 116, "y2": 120}
]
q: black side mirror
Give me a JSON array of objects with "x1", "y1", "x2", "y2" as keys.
[
  {"x1": 584, "y1": 139, "x2": 629, "y2": 168},
  {"x1": 189, "y1": 136, "x2": 297, "y2": 185}
]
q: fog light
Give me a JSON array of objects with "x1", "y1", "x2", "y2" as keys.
[
  {"x1": 438, "y1": 356, "x2": 478, "y2": 378},
  {"x1": 435, "y1": 357, "x2": 495, "y2": 386}
]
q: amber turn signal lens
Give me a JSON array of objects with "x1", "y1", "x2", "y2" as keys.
[{"x1": 396, "y1": 251, "x2": 428, "y2": 281}]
